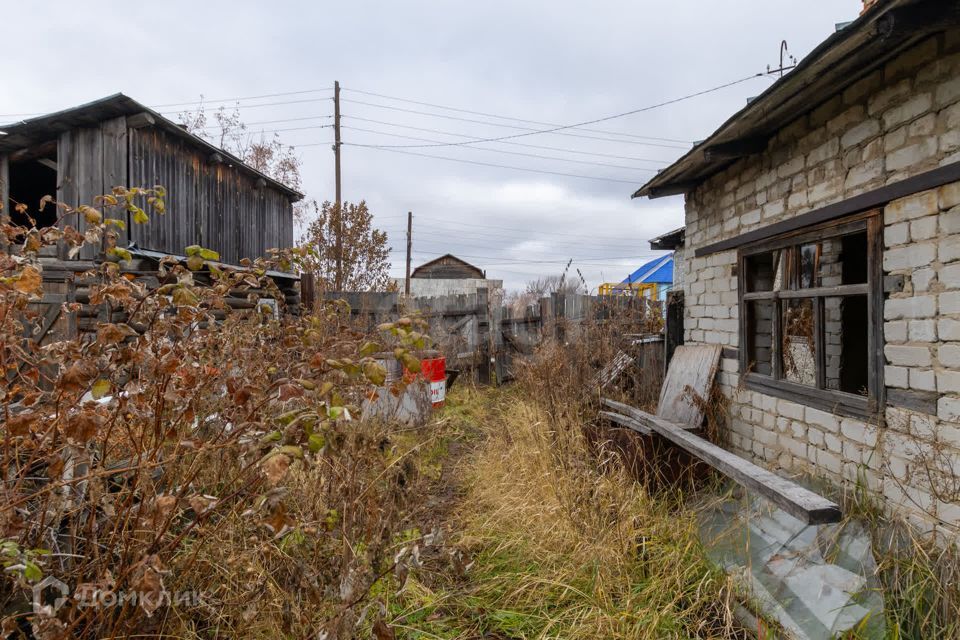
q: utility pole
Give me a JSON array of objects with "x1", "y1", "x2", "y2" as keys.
[
  {"x1": 405, "y1": 211, "x2": 412, "y2": 296},
  {"x1": 333, "y1": 80, "x2": 343, "y2": 290}
]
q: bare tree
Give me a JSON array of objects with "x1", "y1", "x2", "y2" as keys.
[
  {"x1": 178, "y1": 102, "x2": 308, "y2": 222},
  {"x1": 506, "y1": 273, "x2": 585, "y2": 314},
  {"x1": 525, "y1": 273, "x2": 585, "y2": 298},
  {"x1": 179, "y1": 102, "x2": 391, "y2": 290},
  {"x1": 300, "y1": 200, "x2": 391, "y2": 292}
]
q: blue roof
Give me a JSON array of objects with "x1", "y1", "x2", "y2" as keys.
[{"x1": 621, "y1": 254, "x2": 673, "y2": 285}]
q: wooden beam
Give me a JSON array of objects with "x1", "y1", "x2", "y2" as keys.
[
  {"x1": 695, "y1": 160, "x2": 960, "y2": 256},
  {"x1": 887, "y1": 389, "x2": 937, "y2": 415},
  {"x1": 126, "y1": 112, "x2": 155, "y2": 129},
  {"x1": 9, "y1": 139, "x2": 57, "y2": 163},
  {"x1": 703, "y1": 138, "x2": 768, "y2": 162},
  {"x1": 599, "y1": 410, "x2": 651, "y2": 435},
  {"x1": 37, "y1": 158, "x2": 57, "y2": 171},
  {"x1": 601, "y1": 398, "x2": 842, "y2": 524},
  {"x1": 636, "y1": 180, "x2": 702, "y2": 199},
  {"x1": 603, "y1": 398, "x2": 698, "y2": 432}
]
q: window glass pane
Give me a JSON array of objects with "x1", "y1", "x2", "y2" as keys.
[
  {"x1": 824, "y1": 295, "x2": 869, "y2": 396},
  {"x1": 782, "y1": 298, "x2": 816, "y2": 386},
  {"x1": 798, "y1": 243, "x2": 820, "y2": 288},
  {"x1": 745, "y1": 251, "x2": 781, "y2": 292},
  {"x1": 746, "y1": 300, "x2": 774, "y2": 376}
]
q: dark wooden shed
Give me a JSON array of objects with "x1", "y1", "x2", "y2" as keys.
[
  {"x1": 411, "y1": 254, "x2": 485, "y2": 280},
  {"x1": 0, "y1": 93, "x2": 301, "y2": 265}
]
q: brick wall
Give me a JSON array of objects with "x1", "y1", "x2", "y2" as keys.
[{"x1": 681, "y1": 31, "x2": 960, "y2": 535}]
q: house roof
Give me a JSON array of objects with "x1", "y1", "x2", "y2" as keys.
[
  {"x1": 621, "y1": 254, "x2": 673, "y2": 285},
  {"x1": 411, "y1": 253, "x2": 485, "y2": 278},
  {"x1": 0, "y1": 93, "x2": 303, "y2": 199},
  {"x1": 649, "y1": 226, "x2": 685, "y2": 251},
  {"x1": 633, "y1": 0, "x2": 953, "y2": 199}
]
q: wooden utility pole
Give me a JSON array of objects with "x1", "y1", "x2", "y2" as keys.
[
  {"x1": 405, "y1": 211, "x2": 412, "y2": 296},
  {"x1": 333, "y1": 80, "x2": 343, "y2": 290}
]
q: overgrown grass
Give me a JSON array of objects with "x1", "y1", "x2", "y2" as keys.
[
  {"x1": 389, "y1": 387, "x2": 741, "y2": 639},
  {"x1": 841, "y1": 480, "x2": 960, "y2": 639}
]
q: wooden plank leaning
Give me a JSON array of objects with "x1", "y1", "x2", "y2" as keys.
[
  {"x1": 598, "y1": 410, "x2": 651, "y2": 435},
  {"x1": 601, "y1": 398, "x2": 842, "y2": 525}
]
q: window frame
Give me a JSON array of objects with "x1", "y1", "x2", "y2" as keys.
[{"x1": 737, "y1": 209, "x2": 885, "y2": 420}]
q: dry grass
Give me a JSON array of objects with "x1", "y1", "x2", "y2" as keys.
[
  {"x1": 842, "y1": 482, "x2": 960, "y2": 639},
  {"x1": 389, "y1": 385, "x2": 742, "y2": 640}
]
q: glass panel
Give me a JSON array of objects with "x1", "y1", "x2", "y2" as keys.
[
  {"x1": 798, "y1": 243, "x2": 820, "y2": 288},
  {"x1": 746, "y1": 300, "x2": 775, "y2": 376},
  {"x1": 745, "y1": 251, "x2": 782, "y2": 292},
  {"x1": 824, "y1": 295, "x2": 869, "y2": 396},
  {"x1": 782, "y1": 298, "x2": 816, "y2": 387}
]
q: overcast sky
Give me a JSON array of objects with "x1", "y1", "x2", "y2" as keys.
[{"x1": 1, "y1": 0, "x2": 863, "y2": 291}]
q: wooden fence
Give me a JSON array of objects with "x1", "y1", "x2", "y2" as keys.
[{"x1": 324, "y1": 289, "x2": 663, "y2": 383}]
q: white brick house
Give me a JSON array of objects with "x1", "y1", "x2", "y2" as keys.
[{"x1": 634, "y1": 0, "x2": 960, "y2": 535}]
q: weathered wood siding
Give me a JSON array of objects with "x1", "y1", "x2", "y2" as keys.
[
  {"x1": 127, "y1": 127, "x2": 293, "y2": 263},
  {"x1": 0, "y1": 154, "x2": 7, "y2": 253}
]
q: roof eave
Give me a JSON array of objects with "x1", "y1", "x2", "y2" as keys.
[{"x1": 632, "y1": 0, "x2": 940, "y2": 200}]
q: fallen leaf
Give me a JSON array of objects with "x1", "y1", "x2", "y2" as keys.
[
  {"x1": 261, "y1": 453, "x2": 291, "y2": 485},
  {"x1": 13, "y1": 265, "x2": 41, "y2": 294},
  {"x1": 373, "y1": 619, "x2": 395, "y2": 640}
]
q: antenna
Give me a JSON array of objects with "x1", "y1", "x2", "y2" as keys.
[{"x1": 766, "y1": 40, "x2": 798, "y2": 77}]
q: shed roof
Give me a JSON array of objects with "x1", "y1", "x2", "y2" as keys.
[
  {"x1": 622, "y1": 254, "x2": 673, "y2": 285},
  {"x1": 0, "y1": 94, "x2": 303, "y2": 199},
  {"x1": 633, "y1": 0, "x2": 954, "y2": 199},
  {"x1": 411, "y1": 253, "x2": 485, "y2": 278},
  {"x1": 649, "y1": 226, "x2": 685, "y2": 251}
]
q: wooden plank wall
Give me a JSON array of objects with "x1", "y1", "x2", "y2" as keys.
[
  {"x1": 127, "y1": 127, "x2": 293, "y2": 263},
  {"x1": 55, "y1": 117, "x2": 128, "y2": 259},
  {"x1": 0, "y1": 154, "x2": 8, "y2": 252}
]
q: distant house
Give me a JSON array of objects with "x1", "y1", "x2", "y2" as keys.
[
  {"x1": 599, "y1": 254, "x2": 674, "y2": 301},
  {"x1": 397, "y1": 254, "x2": 503, "y2": 297},
  {"x1": 632, "y1": 0, "x2": 960, "y2": 534}
]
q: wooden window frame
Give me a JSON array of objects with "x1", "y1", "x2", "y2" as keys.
[{"x1": 737, "y1": 209, "x2": 884, "y2": 421}]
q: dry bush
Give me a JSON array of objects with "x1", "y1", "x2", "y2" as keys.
[{"x1": 0, "y1": 190, "x2": 436, "y2": 638}]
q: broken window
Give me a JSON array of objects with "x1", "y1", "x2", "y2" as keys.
[{"x1": 738, "y1": 211, "x2": 883, "y2": 417}]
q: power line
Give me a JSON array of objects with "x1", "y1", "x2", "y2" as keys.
[
  {"x1": 197, "y1": 115, "x2": 332, "y2": 129},
  {"x1": 374, "y1": 220, "x2": 665, "y2": 247},
  {"x1": 378, "y1": 222, "x2": 659, "y2": 251},
  {"x1": 344, "y1": 72, "x2": 764, "y2": 149},
  {"x1": 350, "y1": 145, "x2": 638, "y2": 184},
  {"x1": 156, "y1": 97, "x2": 334, "y2": 116},
  {"x1": 152, "y1": 88, "x2": 333, "y2": 109},
  {"x1": 394, "y1": 251, "x2": 656, "y2": 266},
  {"x1": 385, "y1": 232, "x2": 653, "y2": 255},
  {"x1": 379, "y1": 213, "x2": 661, "y2": 241},
  {"x1": 342, "y1": 86, "x2": 692, "y2": 144},
  {"x1": 341, "y1": 98, "x2": 690, "y2": 149},
  {"x1": 346, "y1": 116, "x2": 669, "y2": 164},
  {"x1": 341, "y1": 125, "x2": 658, "y2": 172},
  {"x1": 203, "y1": 124, "x2": 334, "y2": 137}
]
